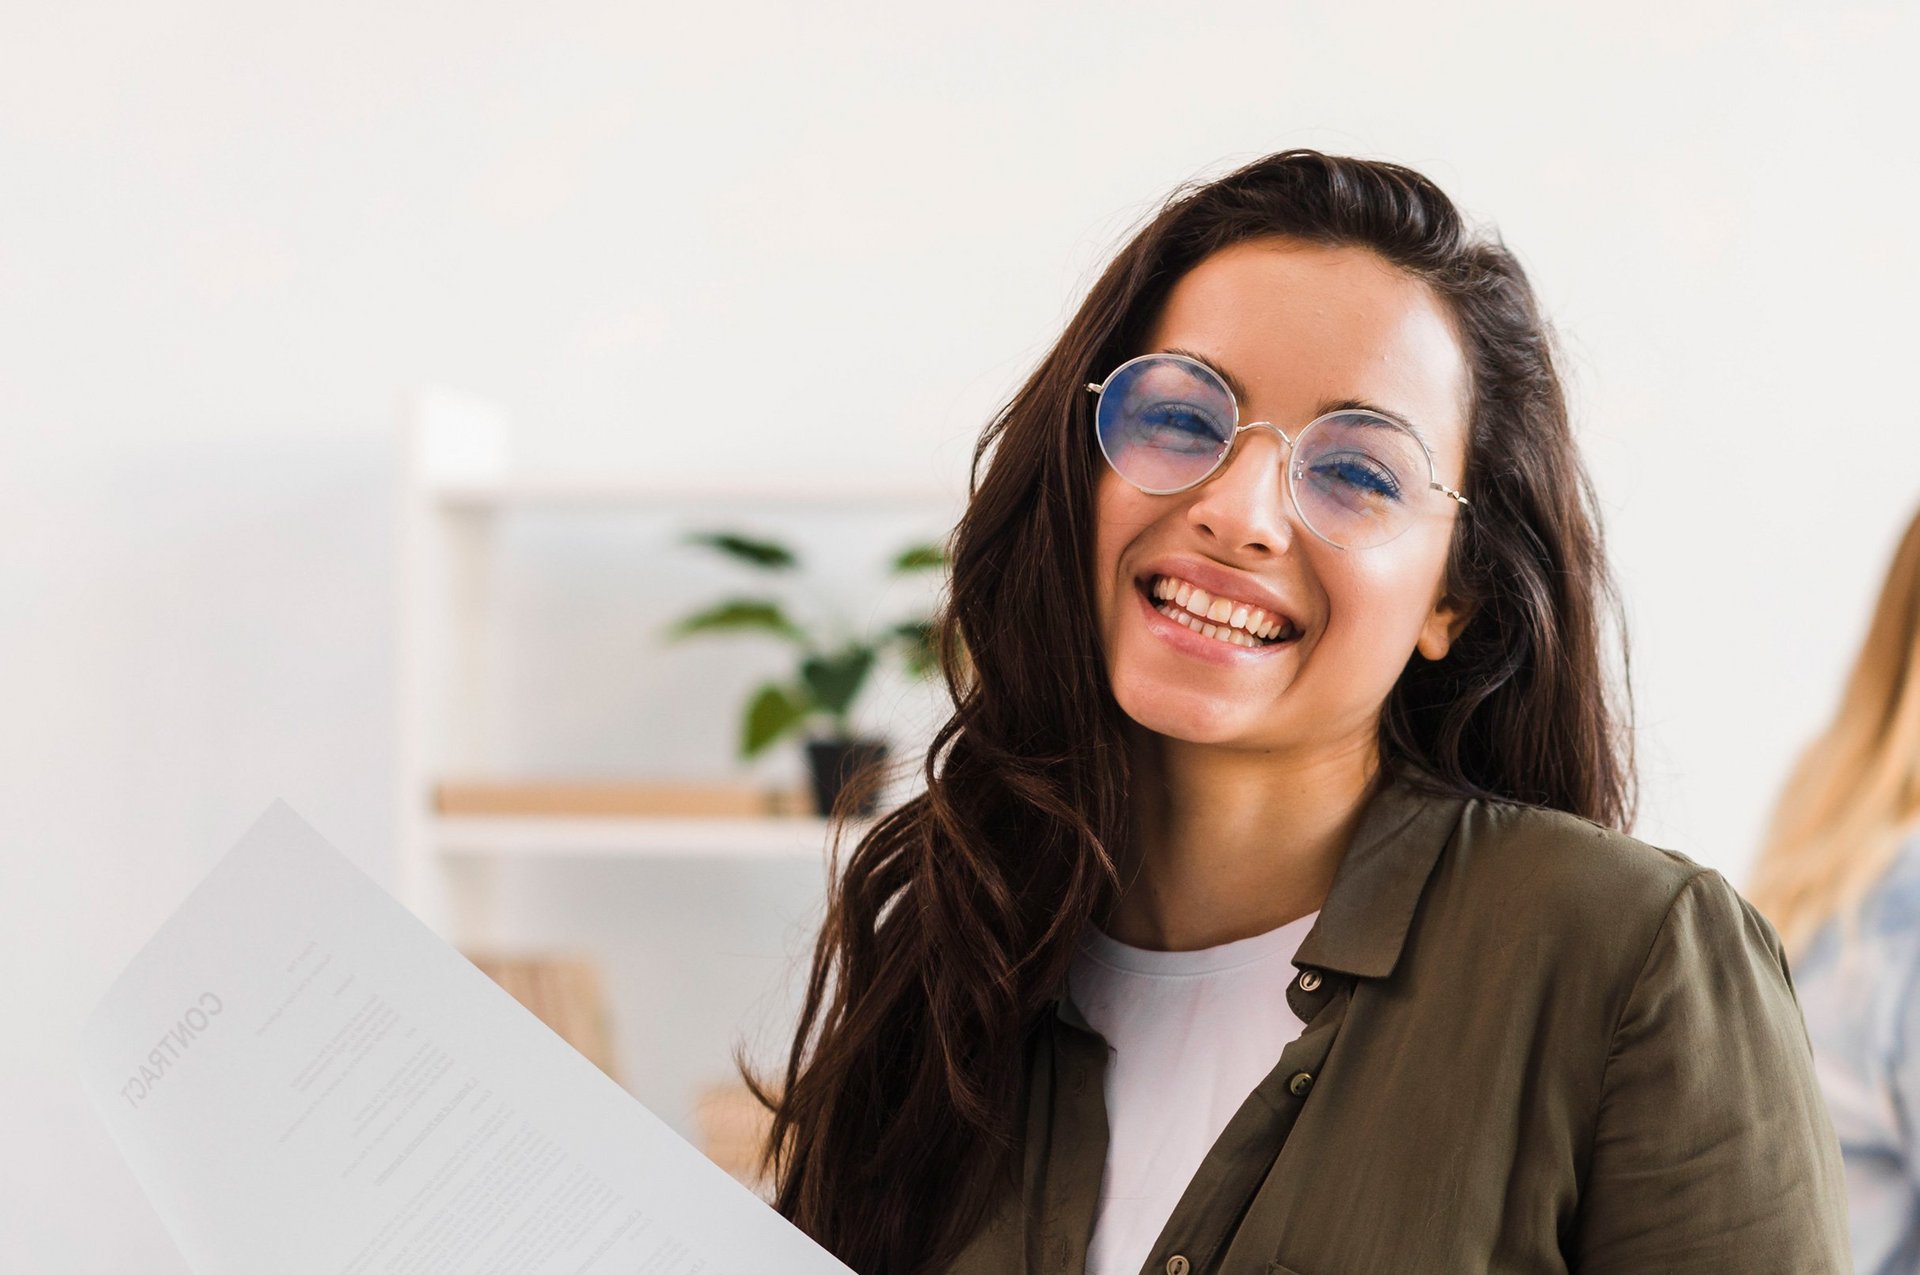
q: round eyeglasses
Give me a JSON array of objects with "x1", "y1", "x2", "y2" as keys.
[{"x1": 1085, "y1": 352, "x2": 1470, "y2": 551}]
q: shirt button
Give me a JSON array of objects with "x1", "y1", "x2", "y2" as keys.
[
  {"x1": 1297, "y1": 969, "x2": 1322, "y2": 992},
  {"x1": 1288, "y1": 1071, "x2": 1314, "y2": 1097},
  {"x1": 1165, "y1": 1256, "x2": 1190, "y2": 1275}
]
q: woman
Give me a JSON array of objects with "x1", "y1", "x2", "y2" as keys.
[
  {"x1": 744, "y1": 150, "x2": 1849, "y2": 1273},
  {"x1": 1750, "y1": 505, "x2": 1920, "y2": 1274}
]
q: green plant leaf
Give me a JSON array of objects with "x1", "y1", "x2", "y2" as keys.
[
  {"x1": 742, "y1": 683, "x2": 813, "y2": 758},
  {"x1": 662, "y1": 598, "x2": 808, "y2": 644},
  {"x1": 887, "y1": 619, "x2": 938, "y2": 679},
  {"x1": 682, "y1": 530, "x2": 799, "y2": 570},
  {"x1": 799, "y1": 645, "x2": 874, "y2": 717},
  {"x1": 890, "y1": 541, "x2": 947, "y2": 573}
]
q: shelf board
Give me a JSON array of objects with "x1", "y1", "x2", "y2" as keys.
[
  {"x1": 431, "y1": 477, "x2": 960, "y2": 514},
  {"x1": 432, "y1": 813, "x2": 875, "y2": 861}
]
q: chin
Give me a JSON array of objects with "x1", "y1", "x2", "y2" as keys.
[{"x1": 1112, "y1": 677, "x2": 1271, "y2": 744}]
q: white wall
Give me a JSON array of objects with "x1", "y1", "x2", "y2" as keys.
[{"x1": 5, "y1": 1, "x2": 1918, "y2": 1267}]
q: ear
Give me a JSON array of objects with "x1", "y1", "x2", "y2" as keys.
[{"x1": 1416, "y1": 588, "x2": 1476, "y2": 662}]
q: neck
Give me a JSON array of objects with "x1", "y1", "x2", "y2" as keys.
[{"x1": 1096, "y1": 723, "x2": 1382, "y2": 951}]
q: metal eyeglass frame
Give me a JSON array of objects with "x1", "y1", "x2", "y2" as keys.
[{"x1": 1083, "y1": 351, "x2": 1470, "y2": 549}]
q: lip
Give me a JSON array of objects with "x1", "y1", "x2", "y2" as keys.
[
  {"x1": 1134, "y1": 554, "x2": 1300, "y2": 632},
  {"x1": 1133, "y1": 577, "x2": 1298, "y2": 664}
]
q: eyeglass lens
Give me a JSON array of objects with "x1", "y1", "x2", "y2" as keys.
[{"x1": 1093, "y1": 354, "x2": 1429, "y2": 550}]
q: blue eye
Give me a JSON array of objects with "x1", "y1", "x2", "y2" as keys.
[
  {"x1": 1309, "y1": 453, "x2": 1403, "y2": 501},
  {"x1": 1135, "y1": 401, "x2": 1229, "y2": 452},
  {"x1": 1142, "y1": 401, "x2": 1222, "y2": 434}
]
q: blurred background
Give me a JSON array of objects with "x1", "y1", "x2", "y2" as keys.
[{"x1": 5, "y1": 0, "x2": 1919, "y2": 1267}]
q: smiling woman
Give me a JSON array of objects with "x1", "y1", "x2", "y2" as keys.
[{"x1": 743, "y1": 151, "x2": 1850, "y2": 1274}]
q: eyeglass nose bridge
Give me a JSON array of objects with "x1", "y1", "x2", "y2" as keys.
[
  {"x1": 1234, "y1": 420, "x2": 1295, "y2": 448},
  {"x1": 1221, "y1": 420, "x2": 1300, "y2": 477}
]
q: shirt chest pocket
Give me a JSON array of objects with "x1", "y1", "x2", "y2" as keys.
[{"x1": 1267, "y1": 1263, "x2": 1306, "y2": 1275}]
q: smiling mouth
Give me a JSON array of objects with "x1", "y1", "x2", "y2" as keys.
[{"x1": 1136, "y1": 576, "x2": 1302, "y2": 648}]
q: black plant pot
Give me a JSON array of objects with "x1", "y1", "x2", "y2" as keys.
[{"x1": 805, "y1": 736, "x2": 889, "y2": 818}]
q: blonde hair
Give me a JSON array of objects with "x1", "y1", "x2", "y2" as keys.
[{"x1": 1748, "y1": 504, "x2": 1920, "y2": 961}]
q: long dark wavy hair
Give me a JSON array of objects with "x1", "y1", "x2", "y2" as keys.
[{"x1": 737, "y1": 149, "x2": 1636, "y2": 1274}]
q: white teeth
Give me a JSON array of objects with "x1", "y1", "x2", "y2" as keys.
[
  {"x1": 1159, "y1": 606, "x2": 1260, "y2": 648},
  {"x1": 1148, "y1": 574, "x2": 1292, "y2": 643}
]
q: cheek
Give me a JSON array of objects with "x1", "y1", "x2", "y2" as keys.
[
  {"x1": 1092, "y1": 477, "x2": 1151, "y2": 599},
  {"x1": 1317, "y1": 546, "x2": 1448, "y2": 670}
]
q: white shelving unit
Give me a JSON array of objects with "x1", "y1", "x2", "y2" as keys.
[{"x1": 395, "y1": 386, "x2": 959, "y2": 946}]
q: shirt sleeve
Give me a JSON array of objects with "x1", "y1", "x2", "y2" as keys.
[
  {"x1": 1571, "y1": 868, "x2": 1852, "y2": 1273},
  {"x1": 1889, "y1": 925, "x2": 1920, "y2": 1193}
]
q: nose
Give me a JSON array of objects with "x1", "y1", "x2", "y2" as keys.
[{"x1": 1183, "y1": 422, "x2": 1298, "y2": 553}]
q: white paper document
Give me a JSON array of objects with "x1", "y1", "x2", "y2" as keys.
[{"x1": 78, "y1": 800, "x2": 855, "y2": 1274}]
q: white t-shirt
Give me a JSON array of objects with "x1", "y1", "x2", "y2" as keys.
[{"x1": 1066, "y1": 910, "x2": 1319, "y2": 1275}]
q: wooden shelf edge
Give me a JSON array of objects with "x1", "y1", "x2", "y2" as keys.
[
  {"x1": 430, "y1": 477, "x2": 961, "y2": 513},
  {"x1": 431, "y1": 813, "x2": 878, "y2": 860}
]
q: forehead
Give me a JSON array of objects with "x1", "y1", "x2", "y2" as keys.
[{"x1": 1142, "y1": 237, "x2": 1471, "y2": 463}]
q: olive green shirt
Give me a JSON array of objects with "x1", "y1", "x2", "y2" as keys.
[{"x1": 944, "y1": 773, "x2": 1850, "y2": 1274}]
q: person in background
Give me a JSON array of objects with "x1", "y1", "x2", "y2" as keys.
[{"x1": 1751, "y1": 502, "x2": 1920, "y2": 1275}]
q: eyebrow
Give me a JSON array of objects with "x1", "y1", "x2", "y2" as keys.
[{"x1": 1160, "y1": 346, "x2": 1438, "y2": 453}]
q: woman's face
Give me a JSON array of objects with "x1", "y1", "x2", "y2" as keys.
[{"x1": 1092, "y1": 236, "x2": 1474, "y2": 762}]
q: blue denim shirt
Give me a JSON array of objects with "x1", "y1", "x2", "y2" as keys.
[{"x1": 1795, "y1": 833, "x2": 1920, "y2": 1275}]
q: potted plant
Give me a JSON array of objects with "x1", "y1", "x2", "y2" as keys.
[{"x1": 660, "y1": 529, "x2": 951, "y2": 818}]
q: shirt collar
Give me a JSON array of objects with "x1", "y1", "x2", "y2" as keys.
[
  {"x1": 1292, "y1": 768, "x2": 1465, "y2": 979},
  {"x1": 1050, "y1": 767, "x2": 1466, "y2": 1026}
]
